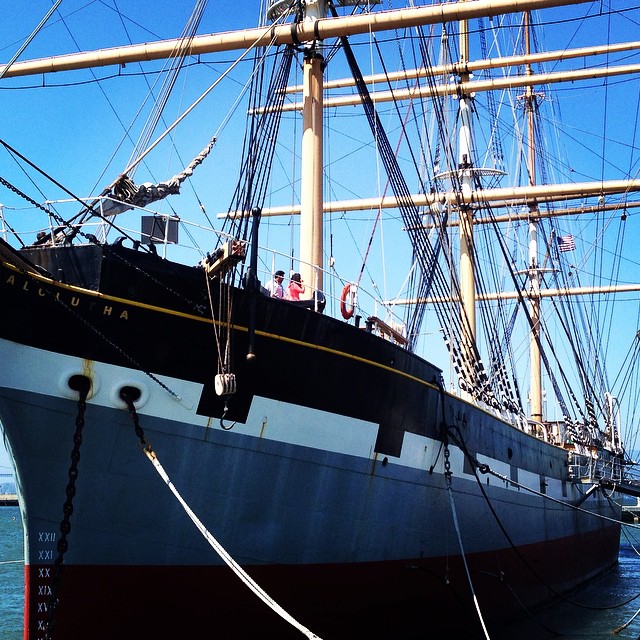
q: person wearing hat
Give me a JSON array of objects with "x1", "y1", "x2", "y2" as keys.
[
  {"x1": 286, "y1": 272, "x2": 305, "y2": 301},
  {"x1": 265, "y1": 270, "x2": 285, "y2": 298}
]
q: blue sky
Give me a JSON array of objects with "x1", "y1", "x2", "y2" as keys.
[{"x1": 0, "y1": 1, "x2": 250, "y2": 474}]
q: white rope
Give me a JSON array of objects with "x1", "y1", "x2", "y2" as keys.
[
  {"x1": 143, "y1": 448, "x2": 322, "y2": 639},
  {"x1": 446, "y1": 483, "x2": 492, "y2": 640},
  {"x1": 612, "y1": 605, "x2": 640, "y2": 634}
]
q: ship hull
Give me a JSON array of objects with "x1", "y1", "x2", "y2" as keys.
[
  {"x1": 21, "y1": 528, "x2": 620, "y2": 640},
  {"x1": 0, "y1": 242, "x2": 621, "y2": 639}
]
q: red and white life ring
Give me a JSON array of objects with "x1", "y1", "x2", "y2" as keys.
[{"x1": 340, "y1": 283, "x2": 357, "y2": 320}]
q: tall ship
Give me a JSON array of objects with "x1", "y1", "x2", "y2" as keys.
[{"x1": 1, "y1": 0, "x2": 639, "y2": 638}]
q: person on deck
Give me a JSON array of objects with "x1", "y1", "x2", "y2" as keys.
[
  {"x1": 265, "y1": 270, "x2": 285, "y2": 298},
  {"x1": 286, "y1": 273, "x2": 305, "y2": 301}
]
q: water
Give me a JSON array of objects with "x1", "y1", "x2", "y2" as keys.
[
  {"x1": 0, "y1": 506, "x2": 23, "y2": 640},
  {"x1": 2, "y1": 505, "x2": 640, "y2": 639},
  {"x1": 494, "y1": 527, "x2": 640, "y2": 639}
]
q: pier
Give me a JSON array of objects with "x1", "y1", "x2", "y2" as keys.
[{"x1": 0, "y1": 494, "x2": 18, "y2": 506}]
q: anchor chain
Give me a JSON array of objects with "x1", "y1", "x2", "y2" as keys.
[
  {"x1": 444, "y1": 439, "x2": 452, "y2": 487},
  {"x1": 120, "y1": 388, "x2": 152, "y2": 453},
  {"x1": 44, "y1": 376, "x2": 91, "y2": 640}
]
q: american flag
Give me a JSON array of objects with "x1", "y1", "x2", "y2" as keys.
[{"x1": 558, "y1": 234, "x2": 576, "y2": 252}]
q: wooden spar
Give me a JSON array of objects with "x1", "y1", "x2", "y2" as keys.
[
  {"x1": 218, "y1": 179, "x2": 640, "y2": 218},
  {"x1": 299, "y1": 52, "x2": 324, "y2": 296},
  {"x1": 0, "y1": 0, "x2": 592, "y2": 79},
  {"x1": 273, "y1": 62, "x2": 640, "y2": 112},
  {"x1": 393, "y1": 282, "x2": 640, "y2": 305},
  {"x1": 524, "y1": 10, "x2": 543, "y2": 424},
  {"x1": 416, "y1": 201, "x2": 640, "y2": 229},
  {"x1": 284, "y1": 40, "x2": 640, "y2": 93}
]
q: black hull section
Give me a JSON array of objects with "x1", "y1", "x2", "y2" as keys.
[
  {"x1": 0, "y1": 240, "x2": 623, "y2": 639},
  {"x1": 5, "y1": 242, "x2": 561, "y2": 470}
]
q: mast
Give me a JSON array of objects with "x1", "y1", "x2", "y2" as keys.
[
  {"x1": 276, "y1": 61, "x2": 640, "y2": 111},
  {"x1": 267, "y1": 0, "x2": 329, "y2": 296},
  {"x1": 299, "y1": 1, "x2": 325, "y2": 295},
  {"x1": 458, "y1": 3, "x2": 477, "y2": 390},
  {"x1": 267, "y1": 0, "x2": 382, "y2": 296},
  {"x1": 524, "y1": 11, "x2": 544, "y2": 424},
  {"x1": 285, "y1": 40, "x2": 640, "y2": 93}
]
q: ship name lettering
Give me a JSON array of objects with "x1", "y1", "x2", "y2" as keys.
[
  {"x1": 38, "y1": 550, "x2": 53, "y2": 560},
  {"x1": 6, "y1": 272, "x2": 130, "y2": 319}
]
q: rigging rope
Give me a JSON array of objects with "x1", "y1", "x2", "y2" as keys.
[
  {"x1": 225, "y1": 43, "x2": 295, "y2": 245},
  {"x1": 446, "y1": 424, "x2": 640, "y2": 615},
  {"x1": 331, "y1": 8, "x2": 480, "y2": 388},
  {"x1": 0, "y1": 0, "x2": 64, "y2": 80},
  {"x1": 124, "y1": 0, "x2": 209, "y2": 177},
  {"x1": 121, "y1": 395, "x2": 321, "y2": 639}
]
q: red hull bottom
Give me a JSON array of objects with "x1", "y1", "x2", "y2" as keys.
[{"x1": 26, "y1": 525, "x2": 620, "y2": 640}]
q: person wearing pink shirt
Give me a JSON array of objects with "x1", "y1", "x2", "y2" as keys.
[{"x1": 286, "y1": 273, "x2": 305, "y2": 300}]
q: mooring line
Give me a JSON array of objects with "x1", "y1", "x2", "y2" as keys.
[
  {"x1": 612, "y1": 605, "x2": 640, "y2": 635},
  {"x1": 120, "y1": 390, "x2": 321, "y2": 638},
  {"x1": 142, "y1": 448, "x2": 321, "y2": 639},
  {"x1": 444, "y1": 442, "x2": 492, "y2": 639}
]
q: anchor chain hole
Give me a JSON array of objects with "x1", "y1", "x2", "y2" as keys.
[
  {"x1": 67, "y1": 374, "x2": 91, "y2": 396},
  {"x1": 119, "y1": 385, "x2": 142, "y2": 403}
]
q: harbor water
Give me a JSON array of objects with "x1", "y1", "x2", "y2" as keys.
[
  {"x1": 1, "y1": 506, "x2": 23, "y2": 640},
  {"x1": 2, "y1": 504, "x2": 640, "y2": 639}
]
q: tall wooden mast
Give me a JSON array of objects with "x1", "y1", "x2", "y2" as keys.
[
  {"x1": 524, "y1": 10, "x2": 544, "y2": 424},
  {"x1": 268, "y1": 0, "x2": 330, "y2": 296},
  {"x1": 458, "y1": 3, "x2": 477, "y2": 387},
  {"x1": 267, "y1": 0, "x2": 381, "y2": 296},
  {"x1": 299, "y1": 1, "x2": 325, "y2": 295}
]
